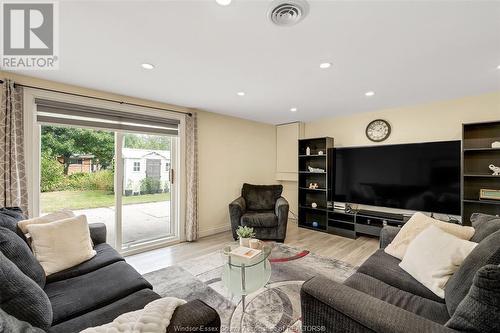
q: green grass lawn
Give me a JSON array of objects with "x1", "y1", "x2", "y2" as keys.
[{"x1": 41, "y1": 190, "x2": 170, "y2": 213}]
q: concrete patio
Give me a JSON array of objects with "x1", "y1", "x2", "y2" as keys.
[{"x1": 75, "y1": 201, "x2": 171, "y2": 248}]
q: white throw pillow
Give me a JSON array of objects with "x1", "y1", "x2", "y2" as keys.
[
  {"x1": 399, "y1": 225, "x2": 477, "y2": 298},
  {"x1": 385, "y1": 212, "x2": 475, "y2": 260},
  {"x1": 17, "y1": 210, "x2": 75, "y2": 234},
  {"x1": 27, "y1": 215, "x2": 96, "y2": 276}
]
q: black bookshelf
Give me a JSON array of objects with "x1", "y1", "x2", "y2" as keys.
[
  {"x1": 462, "y1": 121, "x2": 500, "y2": 224},
  {"x1": 298, "y1": 137, "x2": 334, "y2": 232},
  {"x1": 297, "y1": 137, "x2": 408, "y2": 239}
]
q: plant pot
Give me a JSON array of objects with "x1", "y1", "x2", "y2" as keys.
[{"x1": 239, "y1": 237, "x2": 250, "y2": 247}]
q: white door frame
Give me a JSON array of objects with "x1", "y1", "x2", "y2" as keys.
[
  {"x1": 115, "y1": 132, "x2": 124, "y2": 250},
  {"x1": 23, "y1": 88, "x2": 187, "y2": 253}
]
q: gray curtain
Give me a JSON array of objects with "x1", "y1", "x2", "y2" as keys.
[
  {"x1": 185, "y1": 111, "x2": 198, "y2": 241},
  {"x1": 0, "y1": 80, "x2": 28, "y2": 214}
]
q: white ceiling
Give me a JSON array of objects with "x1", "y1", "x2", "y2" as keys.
[{"x1": 13, "y1": 0, "x2": 500, "y2": 124}]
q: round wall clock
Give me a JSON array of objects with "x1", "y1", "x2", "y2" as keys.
[{"x1": 366, "y1": 119, "x2": 391, "y2": 142}]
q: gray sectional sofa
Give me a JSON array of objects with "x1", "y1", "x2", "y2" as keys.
[
  {"x1": 0, "y1": 208, "x2": 220, "y2": 333},
  {"x1": 301, "y1": 213, "x2": 500, "y2": 333}
]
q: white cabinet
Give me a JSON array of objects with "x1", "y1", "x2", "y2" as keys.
[{"x1": 276, "y1": 122, "x2": 304, "y2": 181}]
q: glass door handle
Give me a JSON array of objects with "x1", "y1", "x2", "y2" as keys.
[{"x1": 169, "y1": 168, "x2": 174, "y2": 184}]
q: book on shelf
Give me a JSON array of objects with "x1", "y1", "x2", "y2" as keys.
[{"x1": 230, "y1": 246, "x2": 262, "y2": 259}]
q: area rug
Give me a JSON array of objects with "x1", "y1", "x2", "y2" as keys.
[{"x1": 144, "y1": 243, "x2": 356, "y2": 333}]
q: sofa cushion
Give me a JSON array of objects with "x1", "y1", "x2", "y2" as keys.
[
  {"x1": 46, "y1": 243, "x2": 124, "y2": 283},
  {"x1": 241, "y1": 211, "x2": 278, "y2": 228},
  {"x1": 345, "y1": 272, "x2": 450, "y2": 325},
  {"x1": 242, "y1": 183, "x2": 282, "y2": 211},
  {"x1": 0, "y1": 226, "x2": 46, "y2": 288},
  {"x1": 385, "y1": 212, "x2": 475, "y2": 260},
  {"x1": 29, "y1": 215, "x2": 97, "y2": 276},
  {"x1": 446, "y1": 265, "x2": 500, "y2": 333},
  {"x1": 399, "y1": 225, "x2": 477, "y2": 299},
  {"x1": 357, "y1": 249, "x2": 444, "y2": 303},
  {"x1": 48, "y1": 289, "x2": 161, "y2": 333},
  {"x1": 470, "y1": 213, "x2": 500, "y2": 243},
  {"x1": 45, "y1": 261, "x2": 153, "y2": 324},
  {"x1": 17, "y1": 210, "x2": 75, "y2": 234},
  {"x1": 445, "y1": 229, "x2": 500, "y2": 316},
  {"x1": 0, "y1": 251, "x2": 52, "y2": 331},
  {"x1": 0, "y1": 207, "x2": 27, "y2": 240}
]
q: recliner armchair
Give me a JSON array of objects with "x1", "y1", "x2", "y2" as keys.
[{"x1": 229, "y1": 183, "x2": 289, "y2": 242}]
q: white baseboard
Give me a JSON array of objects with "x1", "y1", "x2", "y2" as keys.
[{"x1": 199, "y1": 224, "x2": 231, "y2": 238}]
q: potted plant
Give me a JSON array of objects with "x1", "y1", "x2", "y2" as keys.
[
  {"x1": 236, "y1": 226, "x2": 255, "y2": 247},
  {"x1": 124, "y1": 180, "x2": 133, "y2": 196}
]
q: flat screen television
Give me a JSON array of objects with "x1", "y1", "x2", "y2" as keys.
[{"x1": 331, "y1": 141, "x2": 461, "y2": 215}]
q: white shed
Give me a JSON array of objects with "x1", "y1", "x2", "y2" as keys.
[{"x1": 122, "y1": 148, "x2": 171, "y2": 195}]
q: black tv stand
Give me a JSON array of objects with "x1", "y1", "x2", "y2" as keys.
[
  {"x1": 354, "y1": 210, "x2": 405, "y2": 237},
  {"x1": 314, "y1": 208, "x2": 406, "y2": 239},
  {"x1": 357, "y1": 209, "x2": 404, "y2": 222}
]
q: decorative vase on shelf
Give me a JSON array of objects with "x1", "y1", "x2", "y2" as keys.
[
  {"x1": 239, "y1": 237, "x2": 250, "y2": 247},
  {"x1": 306, "y1": 147, "x2": 311, "y2": 155}
]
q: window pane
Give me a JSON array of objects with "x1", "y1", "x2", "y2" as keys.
[
  {"x1": 122, "y1": 133, "x2": 174, "y2": 249},
  {"x1": 40, "y1": 125, "x2": 116, "y2": 245}
]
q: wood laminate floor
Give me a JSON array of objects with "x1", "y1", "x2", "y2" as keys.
[{"x1": 127, "y1": 220, "x2": 379, "y2": 275}]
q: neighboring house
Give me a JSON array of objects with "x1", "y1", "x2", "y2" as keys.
[
  {"x1": 122, "y1": 148, "x2": 171, "y2": 195},
  {"x1": 61, "y1": 154, "x2": 97, "y2": 175}
]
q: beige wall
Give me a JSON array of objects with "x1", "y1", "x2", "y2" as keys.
[
  {"x1": 0, "y1": 71, "x2": 276, "y2": 238},
  {"x1": 283, "y1": 92, "x2": 500, "y2": 215},
  {"x1": 305, "y1": 92, "x2": 500, "y2": 146},
  {"x1": 197, "y1": 111, "x2": 276, "y2": 236}
]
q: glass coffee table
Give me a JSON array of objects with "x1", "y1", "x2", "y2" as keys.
[{"x1": 221, "y1": 242, "x2": 273, "y2": 312}]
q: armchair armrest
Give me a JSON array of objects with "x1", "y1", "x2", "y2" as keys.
[
  {"x1": 275, "y1": 197, "x2": 289, "y2": 217},
  {"x1": 89, "y1": 223, "x2": 107, "y2": 245},
  {"x1": 275, "y1": 197, "x2": 289, "y2": 242},
  {"x1": 301, "y1": 276, "x2": 457, "y2": 333},
  {"x1": 230, "y1": 196, "x2": 246, "y2": 213},
  {"x1": 229, "y1": 197, "x2": 246, "y2": 240},
  {"x1": 379, "y1": 225, "x2": 401, "y2": 249}
]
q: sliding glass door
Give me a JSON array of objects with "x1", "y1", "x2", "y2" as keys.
[
  {"x1": 36, "y1": 98, "x2": 181, "y2": 254},
  {"x1": 118, "y1": 133, "x2": 176, "y2": 251}
]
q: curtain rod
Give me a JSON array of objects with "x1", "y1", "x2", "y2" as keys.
[{"x1": 0, "y1": 79, "x2": 192, "y2": 117}]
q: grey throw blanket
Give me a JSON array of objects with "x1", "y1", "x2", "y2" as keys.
[{"x1": 0, "y1": 308, "x2": 45, "y2": 333}]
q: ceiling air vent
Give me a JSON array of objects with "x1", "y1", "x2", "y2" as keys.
[{"x1": 268, "y1": 0, "x2": 309, "y2": 27}]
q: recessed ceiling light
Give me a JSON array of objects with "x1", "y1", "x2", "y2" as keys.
[
  {"x1": 237, "y1": 91, "x2": 245, "y2": 96},
  {"x1": 365, "y1": 91, "x2": 375, "y2": 97},
  {"x1": 141, "y1": 63, "x2": 154, "y2": 70},
  {"x1": 497, "y1": 64, "x2": 500, "y2": 69},
  {"x1": 290, "y1": 107, "x2": 298, "y2": 112},
  {"x1": 319, "y1": 62, "x2": 331, "y2": 69},
  {"x1": 216, "y1": 0, "x2": 232, "y2": 6}
]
